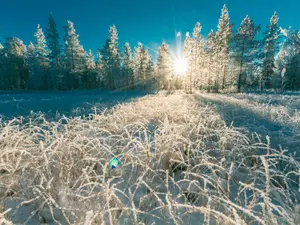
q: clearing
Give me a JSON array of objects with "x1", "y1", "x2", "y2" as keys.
[{"x1": 0, "y1": 91, "x2": 299, "y2": 225}]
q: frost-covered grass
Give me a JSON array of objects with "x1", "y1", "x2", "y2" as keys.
[
  {"x1": 0, "y1": 91, "x2": 299, "y2": 224},
  {"x1": 224, "y1": 92, "x2": 300, "y2": 126},
  {"x1": 199, "y1": 92, "x2": 300, "y2": 131}
]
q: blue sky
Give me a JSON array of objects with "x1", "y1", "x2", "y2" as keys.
[{"x1": 0, "y1": 0, "x2": 299, "y2": 60}]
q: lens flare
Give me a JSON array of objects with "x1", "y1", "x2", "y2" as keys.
[{"x1": 109, "y1": 157, "x2": 120, "y2": 169}]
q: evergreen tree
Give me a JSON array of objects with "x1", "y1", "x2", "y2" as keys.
[
  {"x1": 78, "y1": 45, "x2": 87, "y2": 89},
  {"x1": 45, "y1": 13, "x2": 62, "y2": 90},
  {"x1": 63, "y1": 21, "x2": 86, "y2": 89},
  {"x1": 215, "y1": 4, "x2": 233, "y2": 91},
  {"x1": 146, "y1": 54, "x2": 155, "y2": 89},
  {"x1": 133, "y1": 42, "x2": 143, "y2": 88},
  {"x1": 32, "y1": 24, "x2": 50, "y2": 89},
  {"x1": 191, "y1": 22, "x2": 205, "y2": 89},
  {"x1": 205, "y1": 30, "x2": 218, "y2": 92},
  {"x1": 103, "y1": 25, "x2": 121, "y2": 89},
  {"x1": 122, "y1": 42, "x2": 134, "y2": 89},
  {"x1": 156, "y1": 41, "x2": 173, "y2": 90},
  {"x1": 4, "y1": 37, "x2": 28, "y2": 89},
  {"x1": 141, "y1": 48, "x2": 153, "y2": 89},
  {"x1": 86, "y1": 49, "x2": 95, "y2": 70},
  {"x1": 27, "y1": 42, "x2": 38, "y2": 89},
  {"x1": 183, "y1": 32, "x2": 193, "y2": 92},
  {"x1": 261, "y1": 11, "x2": 279, "y2": 90},
  {"x1": 95, "y1": 50, "x2": 105, "y2": 88},
  {"x1": 82, "y1": 49, "x2": 96, "y2": 89},
  {"x1": 285, "y1": 30, "x2": 300, "y2": 89},
  {"x1": 233, "y1": 15, "x2": 260, "y2": 92},
  {"x1": 275, "y1": 30, "x2": 291, "y2": 75},
  {"x1": 285, "y1": 54, "x2": 300, "y2": 89},
  {"x1": 275, "y1": 28, "x2": 298, "y2": 89}
]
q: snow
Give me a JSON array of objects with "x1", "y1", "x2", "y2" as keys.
[
  {"x1": 0, "y1": 90, "x2": 150, "y2": 121},
  {"x1": 197, "y1": 92, "x2": 300, "y2": 156},
  {"x1": 1, "y1": 91, "x2": 299, "y2": 224}
]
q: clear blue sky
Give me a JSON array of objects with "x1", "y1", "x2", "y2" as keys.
[{"x1": 1, "y1": 0, "x2": 299, "y2": 59}]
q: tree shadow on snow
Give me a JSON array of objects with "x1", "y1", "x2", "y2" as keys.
[
  {"x1": 197, "y1": 95, "x2": 300, "y2": 156},
  {"x1": 0, "y1": 90, "x2": 153, "y2": 121},
  {"x1": 244, "y1": 90, "x2": 300, "y2": 96}
]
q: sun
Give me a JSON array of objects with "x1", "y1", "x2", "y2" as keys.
[{"x1": 173, "y1": 58, "x2": 188, "y2": 75}]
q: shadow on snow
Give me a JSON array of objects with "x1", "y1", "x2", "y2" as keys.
[
  {"x1": 0, "y1": 90, "x2": 153, "y2": 121},
  {"x1": 197, "y1": 94, "x2": 300, "y2": 156}
]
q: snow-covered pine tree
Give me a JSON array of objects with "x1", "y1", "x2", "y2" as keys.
[
  {"x1": 233, "y1": 15, "x2": 260, "y2": 92},
  {"x1": 77, "y1": 45, "x2": 87, "y2": 89},
  {"x1": 27, "y1": 42, "x2": 38, "y2": 89},
  {"x1": 275, "y1": 27, "x2": 298, "y2": 89},
  {"x1": 86, "y1": 49, "x2": 95, "y2": 70},
  {"x1": 191, "y1": 22, "x2": 205, "y2": 89},
  {"x1": 45, "y1": 13, "x2": 62, "y2": 90},
  {"x1": 151, "y1": 62, "x2": 159, "y2": 89},
  {"x1": 275, "y1": 29, "x2": 291, "y2": 76},
  {"x1": 205, "y1": 30, "x2": 218, "y2": 92},
  {"x1": 286, "y1": 57, "x2": 300, "y2": 90},
  {"x1": 122, "y1": 42, "x2": 134, "y2": 89},
  {"x1": 285, "y1": 55, "x2": 300, "y2": 89},
  {"x1": 32, "y1": 24, "x2": 50, "y2": 89},
  {"x1": 285, "y1": 29, "x2": 300, "y2": 89},
  {"x1": 4, "y1": 37, "x2": 28, "y2": 90},
  {"x1": 183, "y1": 32, "x2": 193, "y2": 92},
  {"x1": 141, "y1": 48, "x2": 153, "y2": 89},
  {"x1": 82, "y1": 49, "x2": 96, "y2": 89},
  {"x1": 156, "y1": 41, "x2": 173, "y2": 90},
  {"x1": 95, "y1": 49, "x2": 105, "y2": 88},
  {"x1": 261, "y1": 11, "x2": 279, "y2": 90},
  {"x1": 103, "y1": 25, "x2": 121, "y2": 89},
  {"x1": 63, "y1": 21, "x2": 86, "y2": 89},
  {"x1": 215, "y1": 4, "x2": 233, "y2": 91},
  {"x1": 147, "y1": 54, "x2": 155, "y2": 90},
  {"x1": 133, "y1": 42, "x2": 143, "y2": 88}
]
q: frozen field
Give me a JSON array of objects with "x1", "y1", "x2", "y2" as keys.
[
  {"x1": 0, "y1": 90, "x2": 150, "y2": 121},
  {"x1": 0, "y1": 91, "x2": 299, "y2": 225}
]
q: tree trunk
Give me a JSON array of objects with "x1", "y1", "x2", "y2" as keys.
[
  {"x1": 237, "y1": 73, "x2": 242, "y2": 93},
  {"x1": 259, "y1": 77, "x2": 263, "y2": 91},
  {"x1": 222, "y1": 65, "x2": 226, "y2": 90},
  {"x1": 237, "y1": 42, "x2": 245, "y2": 93}
]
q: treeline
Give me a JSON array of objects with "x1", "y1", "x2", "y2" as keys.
[
  {"x1": 174, "y1": 6, "x2": 300, "y2": 92},
  {"x1": 0, "y1": 5, "x2": 300, "y2": 92},
  {"x1": 0, "y1": 15, "x2": 156, "y2": 91}
]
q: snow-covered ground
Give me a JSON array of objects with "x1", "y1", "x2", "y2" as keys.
[
  {"x1": 0, "y1": 90, "x2": 149, "y2": 121},
  {"x1": 0, "y1": 90, "x2": 299, "y2": 225},
  {"x1": 198, "y1": 92, "x2": 300, "y2": 156}
]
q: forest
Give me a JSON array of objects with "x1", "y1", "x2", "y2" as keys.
[{"x1": 0, "y1": 5, "x2": 300, "y2": 93}]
